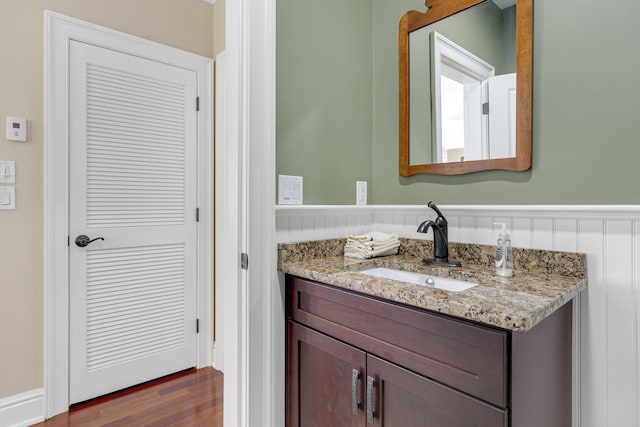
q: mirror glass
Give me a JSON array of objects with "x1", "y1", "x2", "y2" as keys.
[{"x1": 399, "y1": 0, "x2": 532, "y2": 175}]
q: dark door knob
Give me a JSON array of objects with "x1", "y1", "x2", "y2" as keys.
[{"x1": 75, "y1": 235, "x2": 104, "y2": 248}]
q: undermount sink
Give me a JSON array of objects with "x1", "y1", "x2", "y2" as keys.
[{"x1": 359, "y1": 267, "x2": 478, "y2": 292}]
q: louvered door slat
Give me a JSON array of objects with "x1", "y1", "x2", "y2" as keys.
[
  {"x1": 88, "y1": 115, "x2": 185, "y2": 133},
  {"x1": 89, "y1": 148, "x2": 185, "y2": 158},
  {"x1": 88, "y1": 104, "x2": 185, "y2": 124},
  {"x1": 85, "y1": 61, "x2": 186, "y2": 229},
  {"x1": 88, "y1": 312, "x2": 184, "y2": 335},
  {"x1": 69, "y1": 40, "x2": 197, "y2": 404},
  {"x1": 88, "y1": 128, "x2": 184, "y2": 144}
]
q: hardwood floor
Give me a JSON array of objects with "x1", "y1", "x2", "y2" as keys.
[{"x1": 32, "y1": 367, "x2": 223, "y2": 427}]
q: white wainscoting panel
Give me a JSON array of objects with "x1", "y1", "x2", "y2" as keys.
[{"x1": 276, "y1": 205, "x2": 640, "y2": 427}]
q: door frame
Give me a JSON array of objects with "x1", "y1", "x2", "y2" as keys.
[
  {"x1": 225, "y1": 0, "x2": 279, "y2": 425},
  {"x1": 44, "y1": 11, "x2": 214, "y2": 418}
]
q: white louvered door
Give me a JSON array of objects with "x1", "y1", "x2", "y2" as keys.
[{"x1": 68, "y1": 40, "x2": 198, "y2": 404}]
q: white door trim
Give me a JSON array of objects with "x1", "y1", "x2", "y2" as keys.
[
  {"x1": 220, "y1": 0, "x2": 247, "y2": 424},
  {"x1": 245, "y1": 0, "x2": 278, "y2": 424},
  {"x1": 222, "y1": 0, "x2": 277, "y2": 424},
  {"x1": 44, "y1": 11, "x2": 213, "y2": 418}
]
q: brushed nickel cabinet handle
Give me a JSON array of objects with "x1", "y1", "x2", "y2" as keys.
[
  {"x1": 366, "y1": 375, "x2": 376, "y2": 424},
  {"x1": 352, "y1": 369, "x2": 361, "y2": 415}
]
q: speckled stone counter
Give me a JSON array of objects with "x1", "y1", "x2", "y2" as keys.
[{"x1": 278, "y1": 238, "x2": 587, "y2": 332}]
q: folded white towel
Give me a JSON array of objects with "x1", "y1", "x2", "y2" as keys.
[
  {"x1": 344, "y1": 234, "x2": 400, "y2": 259},
  {"x1": 348, "y1": 231, "x2": 398, "y2": 243},
  {"x1": 348, "y1": 240, "x2": 395, "y2": 249},
  {"x1": 347, "y1": 234, "x2": 374, "y2": 243},
  {"x1": 344, "y1": 240, "x2": 400, "y2": 253},
  {"x1": 344, "y1": 244, "x2": 399, "y2": 259}
]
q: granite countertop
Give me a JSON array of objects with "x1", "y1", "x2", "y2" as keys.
[{"x1": 278, "y1": 238, "x2": 587, "y2": 332}]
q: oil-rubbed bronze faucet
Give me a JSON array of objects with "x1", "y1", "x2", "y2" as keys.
[{"x1": 417, "y1": 201, "x2": 461, "y2": 267}]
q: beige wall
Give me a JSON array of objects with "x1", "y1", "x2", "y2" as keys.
[
  {"x1": 0, "y1": 0, "x2": 221, "y2": 400},
  {"x1": 213, "y1": 0, "x2": 226, "y2": 57}
]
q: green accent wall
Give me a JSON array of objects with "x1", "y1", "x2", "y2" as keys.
[
  {"x1": 278, "y1": 0, "x2": 640, "y2": 205},
  {"x1": 276, "y1": 0, "x2": 373, "y2": 204}
]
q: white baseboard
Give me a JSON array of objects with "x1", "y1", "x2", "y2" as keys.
[{"x1": 0, "y1": 388, "x2": 44, "y2": 427}]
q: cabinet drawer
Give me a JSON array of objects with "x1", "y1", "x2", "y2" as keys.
[{"x1": 288, "y1": 276, "x2": 508, "y2": 408}]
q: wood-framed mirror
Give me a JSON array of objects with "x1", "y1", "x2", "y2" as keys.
[{"x1": 399, "y1": 0, "x2": 532, "y2": 176}]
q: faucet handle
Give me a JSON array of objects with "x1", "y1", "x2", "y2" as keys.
[{"x1": 427, "y1": 201, "x2": 447, "y2": 225}]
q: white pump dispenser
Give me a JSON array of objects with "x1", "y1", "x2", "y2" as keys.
[{"x1": 494, "y1": 223, "x2": 513, "y2": 277}]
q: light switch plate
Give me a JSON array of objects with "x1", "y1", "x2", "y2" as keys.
[
  {"x1": 0, "y1": 187, "x2": 16, "y2": 210},
  {"x1": 6, "y1": 117, "x2": 27, "y2": 142},
  {"x1": 278, "y1": 175, "x2": 303, "y2": 205},
  {"x1": 0, "y1": 160, "x2": 16, "y2": 184}
]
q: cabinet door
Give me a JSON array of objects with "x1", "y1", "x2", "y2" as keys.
[
  {"x1": 366, "y1": 355, "x2": 507, "y2": 427},
  {"x1": 287, "y1": 321, "x2": 366, "y2": 427}
]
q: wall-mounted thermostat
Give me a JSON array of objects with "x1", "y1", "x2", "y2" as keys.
[{"x1": 6, "y1": 117, "x2": 27, "y2": 142}]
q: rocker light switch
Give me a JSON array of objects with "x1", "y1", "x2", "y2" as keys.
[
  {"x1": 0, "y1": 187, "x2": 15, "y2": 210},
  {"x1": 0, "y1": 161, "x2": 16, "y2": 184},
  {"x1": 278, "y1": 175, "x2": 303, "y2": 205}
]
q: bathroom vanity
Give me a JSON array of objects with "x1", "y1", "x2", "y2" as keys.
[{"x1": 280, "y1": 239, "x2": 586, "y2": 427}]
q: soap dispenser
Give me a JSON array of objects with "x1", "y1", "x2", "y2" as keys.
[{"x1": 494, "y1": 223, "x2": 513, "y2": 277}]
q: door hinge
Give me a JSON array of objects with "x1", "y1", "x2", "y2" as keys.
[
  {"x1": 241, "y1": 253, "x2": 249, "y2": 270},
  {"x1": 482, "y1": 102, "x2": 489, "y2": 115},
  {"x1": 196, "y1": 96, "x2": 200, "y2": 112},
  {"x1": 196, "y1": 207, "x2": 200, "y2": 222},
  {"x1": 196, "y1": 318, "x2": 200, "y2": 333}
]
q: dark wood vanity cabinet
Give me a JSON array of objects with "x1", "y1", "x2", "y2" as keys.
[{"x1": 286, "y1": 275, "x2": 573, "y2": 427}]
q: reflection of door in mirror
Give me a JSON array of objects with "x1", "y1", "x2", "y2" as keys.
[
  {"x1": 433, "y1": 33, "x2": 517, "y2": 162},
  {"x1": 430, "y1": 31, "x2": 495, "y2": 164},
  {"x1": 400, "y1": 0, "x2": 530, "y2": 175},
  {"x1": 488, "y1": 73, "x2": 517, "y2": 158},
  {"x1": 440, "y1": 75, "x2": 465, "y2": 162}
]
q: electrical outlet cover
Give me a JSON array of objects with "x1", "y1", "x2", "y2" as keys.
[{"x1": 356, "y1": 181, "x2": 367, "y2": 206}]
